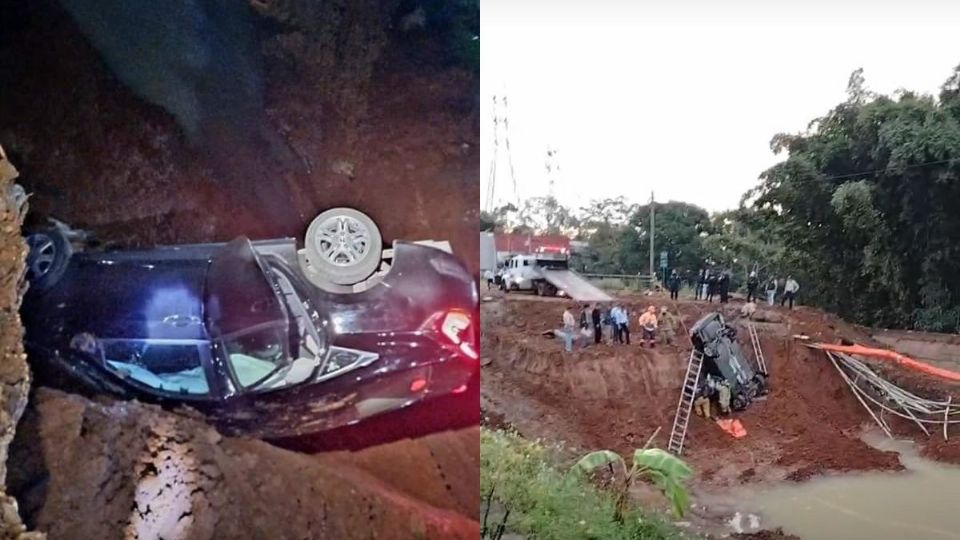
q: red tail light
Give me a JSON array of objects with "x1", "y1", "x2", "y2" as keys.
[{"x1": 430, "y1": 309, "x2": 479, "y2": 360}]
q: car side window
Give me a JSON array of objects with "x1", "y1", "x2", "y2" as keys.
[
  {"x1": 523, "y1": 259, "x2": 530, "y2": 266},
  {"x1": 103, "y1": 341, "x2": 210, "y2": 395},
  {"x1": 222, "y1": 326, "x2": 287, "y2": 390}
]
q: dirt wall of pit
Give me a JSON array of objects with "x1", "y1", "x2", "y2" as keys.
[
  {"x1": 0, "y1": 0, "x2": 479, "y2": 272},
  {"x1": 0, "y1": 149, "x2": 43, "y2": 538},
  {"x1": 8, "y1": 388, "x2": 479, "y2": 540},
  {"x1": 480, "y1": 297, "x2": 960, "y2": 487}
]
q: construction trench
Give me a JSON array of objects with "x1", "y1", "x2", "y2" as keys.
[
  {"x1": 0, "y1": 1, "x2": 480, "y2": 538},
  {"x1": 481, "y1": 293, "x2": 960, "y2": 539}
]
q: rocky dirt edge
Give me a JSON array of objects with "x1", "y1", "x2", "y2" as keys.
[
  {"x1": 480, "y1": 295, "x2": 959, "y2": 487},
  {"x1": 9, "y1": 389, "x2": 479, "y2": 540},
  {"x1": 0, "y1": 150, "x2": 43, "y2": 539}
]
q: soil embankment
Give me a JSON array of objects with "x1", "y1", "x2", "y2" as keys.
[
  {"x1": 8, "y1": 388, "x2": 479, "y2": 539},
  {"x1": 481, "y1": 294, "x2": 960, "y2": 488}
]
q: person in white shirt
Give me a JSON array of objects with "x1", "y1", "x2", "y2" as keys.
[
  {"x1": 615, "y1": 305, "x2": 631, "y2": 344},
  {"x1": 781, "y1": 276, "x2": 800, "y2": 309},
  {"x1": 561, "y1": 307, "x2": 580, "y2": 352},
  {"x1": 765, "y1": 278, "x2": 778, "y2": 306},
  {"x1": 609, "y1": 306, "x2": 622, "y2": 343},
  {"x1": 482, "y1": 269, "x2": 494, "y2": 290}
]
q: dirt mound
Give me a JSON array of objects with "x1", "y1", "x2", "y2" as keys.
[
  {"x1": 480, "y1": 296, "x2": 958, "y2": 487},
  {"x1": 8, "y1": 388, "x2": 479, "y2": 540},
  {"x1": 317, "y1": 428, "x2": 480, "y2": 519},
  {"x1": 0, "y1": 0, "x2": 479, "y2": 271}
]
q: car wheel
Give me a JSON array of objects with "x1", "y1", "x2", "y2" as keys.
[
  {"x1": 25, "y1": 228, "x2": 72, "y2": 292},
  {"x1": 304, "y1": 208, "x2": 383, "y2": 286}
]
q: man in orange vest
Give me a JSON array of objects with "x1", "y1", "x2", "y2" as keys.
[{"x1": 638, "y1": 305, "x2": 658, "y2": 348}]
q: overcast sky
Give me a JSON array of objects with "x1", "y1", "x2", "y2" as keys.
[{"x1": 480, "y1": 0, "x2": 960, "y2": 214}]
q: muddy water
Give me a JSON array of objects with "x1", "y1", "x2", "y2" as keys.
[{"x1": 740, "y1": 431, "x2": 960, "y2": 539}]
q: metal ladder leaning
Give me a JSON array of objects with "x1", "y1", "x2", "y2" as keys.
[
  {"x1": 668, "y1": 349, "x2": 705, "y2": 455},
  {"x1": 747, "y1": 323, "x2": 768, "y2": 374}
]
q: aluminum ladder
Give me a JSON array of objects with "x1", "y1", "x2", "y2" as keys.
[
  {"x1": 668, "y1": 349, "x2": 705, "y2": 455},
  {"x1": 747, "y1": 323, "x2": 768, "y2": 374}
]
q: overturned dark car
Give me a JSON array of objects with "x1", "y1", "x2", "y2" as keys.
[
  {"x1": 690, "y1": 312, "x2": 768, "y2": 410},
  {"x1": 21, "y1": 208, "x2": 479, "y2": 450}
]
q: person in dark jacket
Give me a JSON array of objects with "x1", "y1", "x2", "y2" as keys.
[
  {"x1": 579, "y1": 304, "x2": 590, "y2": 330},
  {"x1": 667, "y1": 270, "x2": 681, "y2": 300},
  {"x1": 718, "y1": 271, "x2": 730, "y2": 304},
  {"x1": 746, "y1": 270, "x2": 759, "y2": 302},
  {"x1": 591, "y1": 304, "x2": 603, "y2": 344}
]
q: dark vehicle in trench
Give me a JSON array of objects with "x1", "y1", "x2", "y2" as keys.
[
  {"x1": 690, "y1": 312, "x2": 768, "y2": 410},
  {"x1": 20, "y1": 212, "x2": 479, "y2": 449}
]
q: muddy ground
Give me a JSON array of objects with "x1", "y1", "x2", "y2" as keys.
[{"x1": 480, "y1": 293, "x2": 960, "y2": 492}]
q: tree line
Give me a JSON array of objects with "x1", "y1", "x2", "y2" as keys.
[{"x1": 481, "y1": 66, "x2": 960, "y2": 332}]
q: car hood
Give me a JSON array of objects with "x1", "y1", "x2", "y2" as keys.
[{"x1": 23, "y1": 253, "x2": 212, "y2": 342}]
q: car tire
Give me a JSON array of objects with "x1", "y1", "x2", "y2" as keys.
[
  {"x1": 25, "y1": 228, "x2": 72, "y2": 292},
  {"x1": 304, "y1": 208, "x2": 382, "y2": 286}
]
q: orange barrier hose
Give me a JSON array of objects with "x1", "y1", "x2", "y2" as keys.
[{"x1": 813, "y1": 343, "x2": 960, "y2": 382}]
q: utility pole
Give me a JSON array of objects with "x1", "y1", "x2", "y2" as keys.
[{"x1": 649, "y1": 190, "x2": 655, "y2": 287}]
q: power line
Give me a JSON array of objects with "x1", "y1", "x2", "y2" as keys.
[{"x1": 802, "y1": 157, "x2": 960, "y2": 182}]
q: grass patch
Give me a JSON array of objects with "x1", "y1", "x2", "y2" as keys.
[{"x1": 481, "y1": 428, "x2": 694, "y2": 539}]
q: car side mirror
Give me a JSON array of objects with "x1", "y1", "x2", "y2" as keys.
[{"x1": 284, "y1": 356, "x2": 320, "y2": 385}]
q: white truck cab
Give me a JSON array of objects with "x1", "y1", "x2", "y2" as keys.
[{"x1": 501, "y1": 247, "x2": 569, "y2": 296}]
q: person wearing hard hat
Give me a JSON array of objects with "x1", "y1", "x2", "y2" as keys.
[{"x1": 638, "y1": 305, "x2": 659, "y2": 348}]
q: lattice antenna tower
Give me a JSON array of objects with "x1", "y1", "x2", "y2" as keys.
[
  {"x1": 545, "y1": 146, "x2": 560, "y2": 198},
  {"x1": 484, "y1": 94, "x2": 520, "y2": 213}
]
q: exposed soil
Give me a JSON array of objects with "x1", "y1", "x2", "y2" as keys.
[
  {"x1": 0, "y1": 0, "x2": 479, "y2": 273},
  {"x1": 0, "y1": 133, "x2": 42, "y2": 539},
  {"x1": 8, "y1": 388, "x2": 479, "y2": 539},
  {"x1": 481, "y1": 293, "x2": 960, "y2": 489}
]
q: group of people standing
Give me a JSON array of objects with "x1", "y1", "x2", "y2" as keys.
[
  {"x1": 693, "y1": 269, "x2": 732, "y2": 304},
  {"x1": 679, "y1": 268, "x2": 802, "y2": 310},
  {"x1": 561, "y1": 303, "x2": 675, "y2": 352},
  {"x1": 752, "y1": 274, "x2": 800, "y2": 309}
]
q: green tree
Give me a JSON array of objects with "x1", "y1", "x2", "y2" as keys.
[
  {"x1": 618, "y1": 201, "x2": 710, "y2": 277},
  {"x1": 752, "y1": 68, "x2": 960, "y2": 330}
]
